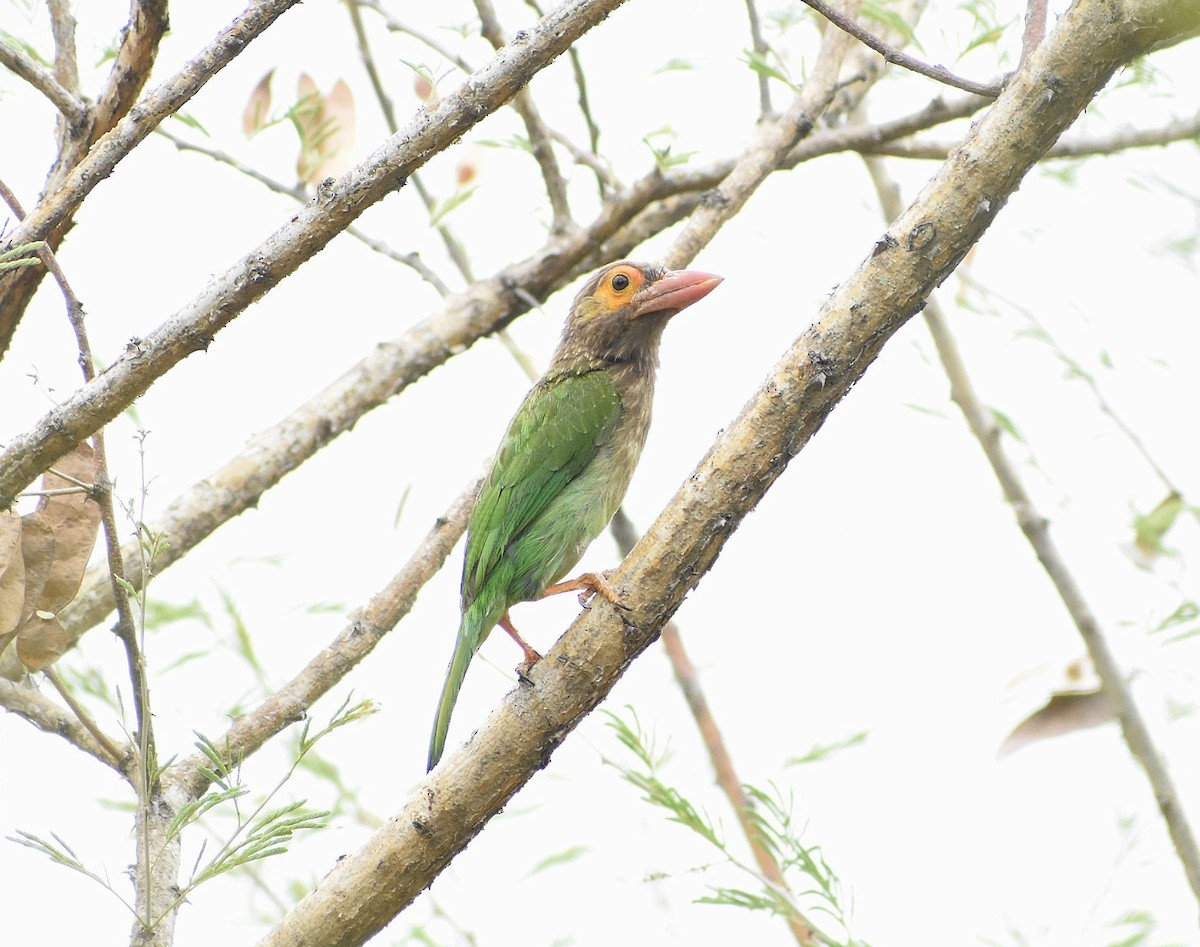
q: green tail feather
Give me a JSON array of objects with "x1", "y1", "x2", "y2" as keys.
[
  {"x1": 427, "y1": 632, "x2": 474, "y2": 771},
  {"x1": 428, "y1": 599, "x2": 497, "y2": 771}
]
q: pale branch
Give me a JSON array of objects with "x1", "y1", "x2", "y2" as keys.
[
  {"x1": 257, "y1": 14, "x2": 862, "y2": 946},
  {"x1": 475, "y1": 0, "x2": 573, "y2": 231},
  {"x1": 0, "y1": 675, "x2": 129, "y2": 771},
  {"x1": 799, "y1": 0, "x2": 1005, "y2": 98},
  {"x1": 152, "y1": 128, "x2": 452, "y2": 293},
  {"x1": 860, "y1": 109, "x2": 1200, "y2": 158},
  {"x1": 0, "y1": 36, "x2": 88, "y2": 126},
  {"x1": 744, "y1": 0, "x2": 774, "y2": 118},
  {"x1": 165, "y1": 477, "x2": 478, "y2": 801},
  {"x1": 0, "y1": 0, "x2": 633, "y2": 508},
  {"x1": 46, "y1": 0, "x2": 81, "y2": 98},
  {"x1": 256, "y1": 5, "x2": 1195, "y2": 944},
  {"x1": 57, "y1": 87, "x2": 994, "y2": 653},
  {"x1": 609, "y1": 511, "x2": 820, "y2": 947}
]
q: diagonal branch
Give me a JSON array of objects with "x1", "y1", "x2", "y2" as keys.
[
  {"x1": 0, "y1": 0, "x2": 634, "y2": 508},
  {"x1": 253, "y1": 4, "x2": 1195, "y2": 944}
]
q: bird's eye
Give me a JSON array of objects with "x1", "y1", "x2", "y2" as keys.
[{"x1": 611, "y1": 273, "x2": 630, "y2": 292}]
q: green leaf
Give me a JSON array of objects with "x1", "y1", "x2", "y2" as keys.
[
  {"x1": 1132, "y1": 491, "x2": 1184, "y2": 557},
  {"x1": 785, "y1": 731, "x2": 868, "y2": 767},
  {"x1": 862, "y1": 1, "x2": 922, "y2": 51},
  {"x1": 525, "y1": 845, "x2": 589, "y2": 878},
  {"x1": 428, "y1": 186, "x2": 478, "y2": 227}
]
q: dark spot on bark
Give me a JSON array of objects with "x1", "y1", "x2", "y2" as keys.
[{"x1": 907, "y1": 222, "x2": 936, "y2": 253}]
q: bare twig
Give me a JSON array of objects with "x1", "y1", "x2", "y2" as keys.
[
  {"x1": 609, "y1": 511, "x2": 818, "y2": 947},
  {"x1": 0, "y1": 675, "x2": 130, "y2": 770},
  {"x1": 0, "y1": 36, "x2": 88, "y2": 125},
  {"x1": 46, "y1": 0, "x2": 81, "y2": 97},
  {"x1": 153, "y1": 127, "x2": 452, "y2": 294},
  {"x1": 862, "y1": 153, "x2": 1200, "y2": 911},
  {"x1": 1022, "y1": 0, "x2": 1050, "y2": 65},
  {"x1": 476, "y1": 0, "x2": 573, "y2": 231},
  {"x1": 43, "y1": 668, "x2": 129, "y2": 771},
  {"x1": 860, "y1": 109, "x2": 1200, "y2": 159},
  {"x1": 745, "y1": 0, "x2": 774, "y2": 118},
  {"x1": 526, "y1": 0, "x2": 606, "y2": 196},
  {"x1": 799, "y1": 0, "x2": 1005, "y2": 97}
]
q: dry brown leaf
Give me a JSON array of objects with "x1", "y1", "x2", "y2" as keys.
[
  {"x1": 15, "y1": 610, "x2": 72, "y2": 671},
  {"x1": 0, "y1": 510, "x2": 23, "y2": 640},
  {"x1": 25, "y1": 441, "x2": 101, "y2": 614},
  {"x1": 243, "y1": 68, "x2": 275, "y2": 137},
  {"x1": 999, "y1": 688, "x2": 1115, "y2": 758},
  {"x1": 18, "y1": 516, "x2": 55, "y2": 627}
]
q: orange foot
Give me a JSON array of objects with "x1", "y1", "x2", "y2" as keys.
[
  {"x1": 542, "y1": 570, "x2": 629, "y2": 610},
  {"x1": 499, "y1": 610, "x2": 542, "y2": 669}
]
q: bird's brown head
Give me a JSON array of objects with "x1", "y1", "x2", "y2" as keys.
[{"x1": 555, "y1": 261, "x2": 722, "y2": 368}]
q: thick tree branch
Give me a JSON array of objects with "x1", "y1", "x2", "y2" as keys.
[
  {"x1": 254, "y1": 4, "x2": 1198, "y2": 944},
  {"x1": 0, "y1": 0, "x2": 632, "y2": 508}
]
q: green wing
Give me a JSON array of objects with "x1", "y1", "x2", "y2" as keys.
[{"x1": 463, "y1": 368, "x2": 620, "y2": 603}]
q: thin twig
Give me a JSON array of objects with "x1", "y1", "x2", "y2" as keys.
[
  {"x1": 1022, "y1": 0, "x2": 1049, "y2": 65},
  {"x1": 0, "y1": 36, "x2": 88, "y2": 125},
  {"x1": 744, "y1": 0, "x2": 774, "y2": 118},
  {"x1": 863, "y1": 153, "x2": 1200, "y2": 911},
  {"x1": 0, "y1": 675, "x2": 130, "y2": 771},
  {"x1": 859, "y1": 109, "x2": 1200, "y2": 159},
  {"x1": 43, "y1": 668, "x2": 129, "y2": 771},
  {"x1": 153, "y1": 127, "x2": 451, "y2": 294},
  {"x1": 609, "y1": 511, "x2": 818, "y2": 947},
  {"x1": 526, "y1": 0, "x2": 606, "y2": 197},
  {"x1": 799, "y1": 0, "x2": 1005, "y2": 97},
  {"x1": 475, "y1": 0, "x2": 573, "y2": 231},
  {"x1": 46, "y1": 0, "x2": 81, "y2": 97}
]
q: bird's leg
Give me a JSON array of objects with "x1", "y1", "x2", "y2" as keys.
[
  {"x1": 541, "y1": 570, "x2": 629, "y2": 610},
  {"x1": 499, "y1": 610, "x2": 542, "y2": 669}
]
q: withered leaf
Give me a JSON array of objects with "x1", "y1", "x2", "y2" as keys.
[
  {"x1": 243, "y1": 68, "x2": 274, "y2": 136},
  {"x1": 0, "y1": 510, "x2": 23, "y2": 640},
  {"x1": 999, "y1": 688, "x2": 1115, "y2": 758},
  {"x1": 15, "y1": 610, "x2": 72, "y2": 672},
  {"x1": 18, "y1": 516, "x2": 55, "y2": 629},
  {"x1": 25, "y1": 441, "x2": 101, "y2": 615}
]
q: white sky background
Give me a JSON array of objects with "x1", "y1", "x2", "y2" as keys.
[{"x1": 2, "y1": 1, "x2": 1199, "y2": 945}]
